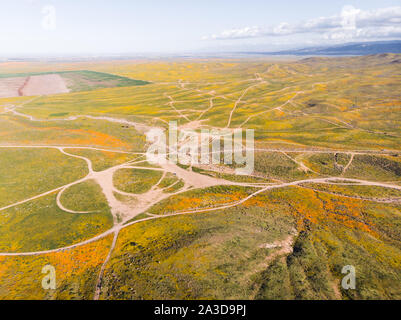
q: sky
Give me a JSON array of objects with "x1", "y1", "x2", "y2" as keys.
[{"x1": 0, "y1": 0, "x2": 400, "y2": 55}]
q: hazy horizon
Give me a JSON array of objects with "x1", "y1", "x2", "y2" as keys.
[{"x1": 1, "y1": 0, "x2": 401, "y2": 56}]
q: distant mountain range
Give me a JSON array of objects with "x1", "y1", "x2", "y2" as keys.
[{"x1": 244, "y1": 40, "x2": 401, "y2": 56}]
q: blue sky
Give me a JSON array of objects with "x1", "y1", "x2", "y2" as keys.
[{"x1": 0, "y1": 0, "x2": 400, "y2": 55}]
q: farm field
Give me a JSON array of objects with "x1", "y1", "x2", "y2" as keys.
[{"x1": 0, "y1": 54, "x2": 401, "y2": 300}]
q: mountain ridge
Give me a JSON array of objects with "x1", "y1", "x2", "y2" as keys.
[{"x1": 242, "y1": 40, "x2": 401, "y2": 56}]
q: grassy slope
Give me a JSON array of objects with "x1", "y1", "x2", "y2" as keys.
[
  {"x1": 0, "y1": 116, "x2": 146, "y2": 152},
  {"x1": 0, "y1": 148, "x2": 88, "y2": 207},
  {"x1": 59, "y1": 179, "x2": 111, "y2": 213},
  {"x1": 65, "y1": 148, "x2": 141, "y2": 172},
  {"x1": 113, "y1": 168, "x2": 163, "y2": 194},
  {"x1": 0, "y1": 235, "x2": 113, "y2": 300},
  {"x1": 0, "y1": 55, "x2": 400, "y2": 299},
  {"x1": 0, "y1": 193, "x2": 113, "y2": 252},
  {"x1": 99, "y1": 187, "x2": 401, "y2": 300}
]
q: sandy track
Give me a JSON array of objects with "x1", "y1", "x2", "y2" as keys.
[
  {"x1": 239, "y1": 90, "x2": 303, "y2": 128},
  {"x1": 56, "y1": 186, "x2": 95, "y2": 214},
  {"x1": 165, "y1": 93, "x2": 191, "y2": 122},
  {"x1": 342, "y1": 153, "x2": 355, "y2": 175},
  {"x1": 226, "y1": 81, "x2": 267, "y2": 128},
  {"x1": 159, "y1": 162, "x2": 232, "y2": 189},
  {"x1": 2, "y1": 89, "x2": 401, "y2": 296},
  {"x1": 2, "y1": 175, "x2": 401, "y2": 257},
  {"x1": 94, "y1": 230, "x2": 120, "y2": 300},
  {"x1": 2, "y1": 68, "x2": 400, "y2": 299},
  {"x1": 1, "y1": 142, "x2": 401, "y2": 296},
  {"x1": 4, "y1": 105, "x2": 154, "y2": 135}
]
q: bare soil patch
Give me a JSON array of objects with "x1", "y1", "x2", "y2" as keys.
[
  {"x1": 19, "y1": 74, "x2": 70, "y2": 96},
  {"x1": 0, "y1": 77, "x2": 27, "y2": 98}
]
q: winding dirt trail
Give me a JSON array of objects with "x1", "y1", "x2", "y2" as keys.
[
  {"x1": 239, "y1": 90, "x2": 304, "y2": 128},
  {"x1": 4, "y1": 105, "x2": 154, "y2": 134},
  {"x1": 342, "y1": 153, "x2": 355, "y2": 175},
  {"x1": 2, "y1": 175, "x2": 401, "y2": 258},
  {"x1": 226, "y1": 81, "x2": 267, "y2": 128},
  {"x1": 164, "y1": 93, "x2": 191, "y2": 122},
  {"x1": 2, "y1": 77, "x2": 401, "y2": 299},
  {"x1": 94, "y1": 229, "x2": 120, "y2": 300}
]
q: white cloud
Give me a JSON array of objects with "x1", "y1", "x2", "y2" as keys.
[
  {"x1": 203, "y1": 6, "x2": 401, "y2": 42},
  {"x1": 202, "y1": 26, "x2": 262, "y2": 40}
]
